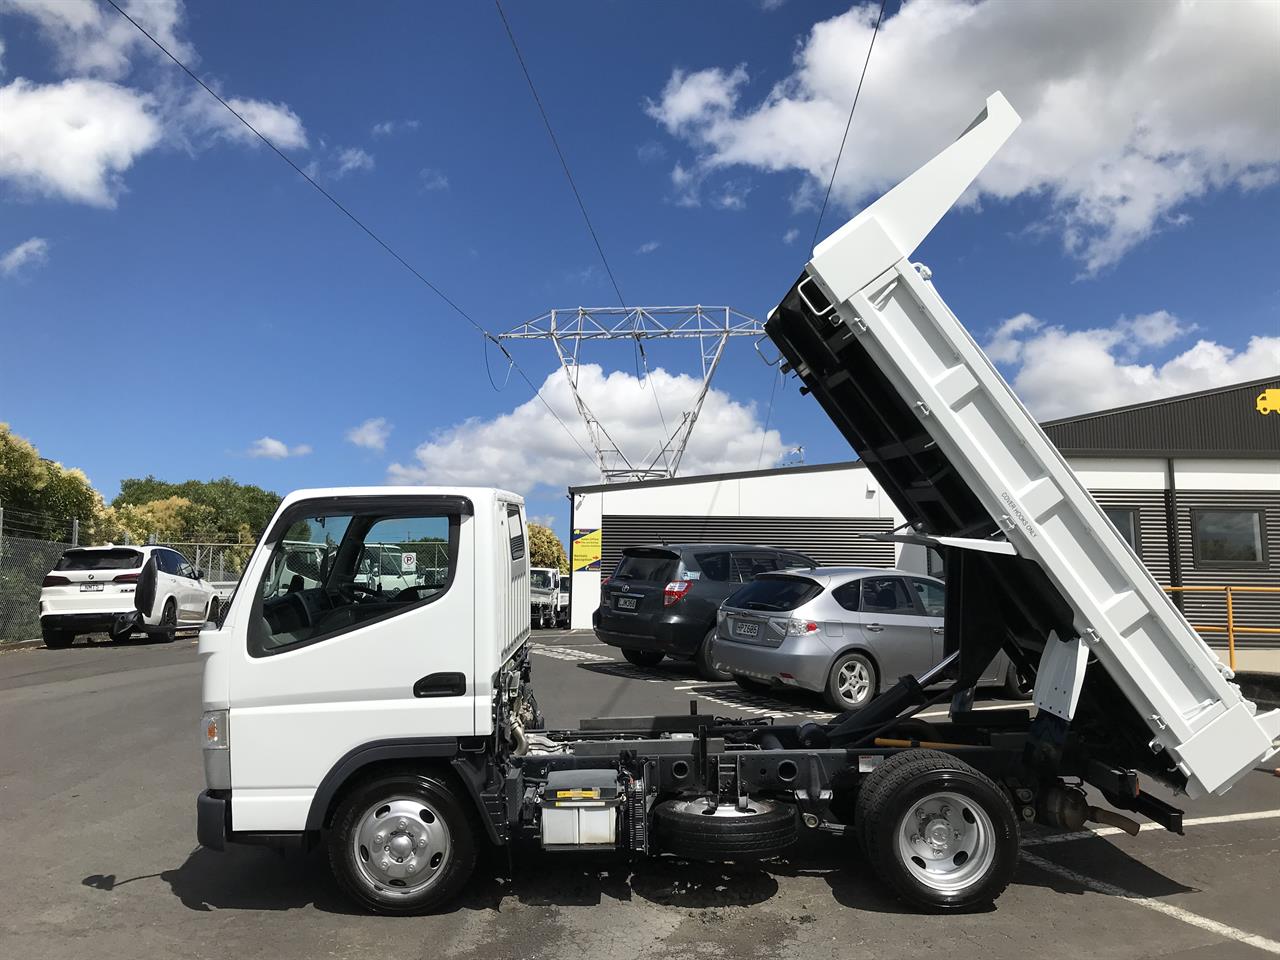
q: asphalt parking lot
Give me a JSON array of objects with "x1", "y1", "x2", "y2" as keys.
[{"x1": 1, "y1": 630, "x2": 1278, "y2": 960}]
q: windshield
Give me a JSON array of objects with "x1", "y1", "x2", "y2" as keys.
[
  {"x1": 530, "y1": 570, "x2": 552, "y2": 589},
  {"x1": 726, "y1": 575, "x2": 823, "y2": 612},
  {"x1": 55, "y1": 548, "x2": 142, "y2": 571}
]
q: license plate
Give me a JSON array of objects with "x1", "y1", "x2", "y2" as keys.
[
  {"x1": 80, "y1": 583, "x2": 104, "y2": 592},
  {"x1": 735, "y1": 621, "x2": 759, "y2": 638},
  {"x1": 616, "y1": 596, "x2": 638, "y2": 610}
]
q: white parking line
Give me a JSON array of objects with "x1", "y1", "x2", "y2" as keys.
[
  {"x1": 1023, "y1": 808, "x2": 1280, "y2": 846},
  {"x1": 1020, "y1": 849, "x2": 1280, "y2": 954}
]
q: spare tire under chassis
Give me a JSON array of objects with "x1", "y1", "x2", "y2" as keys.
[{"x1": 654, "y1": 797, "x2": 798, "y2": 860}]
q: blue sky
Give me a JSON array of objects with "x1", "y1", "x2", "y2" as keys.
[{"x1": 2, "y1": 0, "x2": 1277, "y2": 538}]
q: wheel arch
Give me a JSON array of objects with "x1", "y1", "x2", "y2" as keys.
[{"x1": 304, "y1": 738, "x2": 503, "y2": 845}]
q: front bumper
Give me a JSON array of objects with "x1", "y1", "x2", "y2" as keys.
[
  {"x1": 714, "y1": 630, "x2": 835, "y2": 693},
  {"x1": 197, "y1": 790, "x2": 230, "y2": 850}
]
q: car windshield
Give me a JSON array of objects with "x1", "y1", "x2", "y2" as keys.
[
  {"x1": 530, "y1": 571, "x2": 552, "y2": 589},
  {"x1": 612, "y1": 552, "x2": 677, "y2": 582},
  {"x1": 726, "y1": 575, "x2": 823, "y2": 612},
  {"x1": 55, "y1": 548, "x2": 143, "y2": 571}
]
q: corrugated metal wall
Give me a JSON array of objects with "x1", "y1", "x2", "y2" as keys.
[
  {"x1": 599, "y1": 515, "x2": 896, "y2": 578},
  {"x1": 1176, "y1": 489, "x2": 1280, "y2": 642},
  {"x1": 1091, "y1": 489, "x2": 1172, "y2": 584}
]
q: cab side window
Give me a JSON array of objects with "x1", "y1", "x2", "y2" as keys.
[
  {"x1": 507, "y1": 505, "x2": 525, "y2": 561},
  {"x1": 249, "y1": 503, "x2": 461, "y2": 657}
]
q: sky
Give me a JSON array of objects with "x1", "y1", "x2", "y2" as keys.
[{"x1": 2, "y1": 0, "x2": 1278, "y2": 539}]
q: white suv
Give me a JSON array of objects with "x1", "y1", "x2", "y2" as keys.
[{"x1": 39, "y1": 545, "x2": 218, "y2": 648}]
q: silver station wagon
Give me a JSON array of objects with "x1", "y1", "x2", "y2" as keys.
[{"x1": 714, "y1": 567, "x2": 1024, "y2": 710}]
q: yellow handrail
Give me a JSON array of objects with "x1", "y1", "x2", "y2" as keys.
[{"x1": 1164, "y1": 585, "x2": 1280, "y2": 671}]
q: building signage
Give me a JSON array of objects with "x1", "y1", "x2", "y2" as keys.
[{"x1": 572, "y1": 528, "x2": 601, "y2": 571}]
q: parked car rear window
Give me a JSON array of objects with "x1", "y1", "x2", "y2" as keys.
[
  {"x1": 55, "y1": 548, "x2": 143, "y2": 571},
  {"x1": 613, "y1": 551, "x2": 678, "y2": 582},
  {"x1": 726, "y1": 575, "x2": 823, "y2": 612}
]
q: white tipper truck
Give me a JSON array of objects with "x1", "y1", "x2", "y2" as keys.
[
  {"x1": 166, "y1": 93, "x2": 1278, "y2": 916},
  {"x1": 530, "y1": 566, "x2": 569, "y2": 628}
]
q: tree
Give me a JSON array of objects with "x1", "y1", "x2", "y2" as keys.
[
  {"x1": 527, "y1": 523, "x2": 568, "y2": 572},
  {"x1": 114, "y1": 476, "x2": 281, "y2": 541},
  {"x1": 0, "y1": 423, "x2": 110, "y2": 541}
]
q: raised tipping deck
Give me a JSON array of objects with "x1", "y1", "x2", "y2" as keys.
[{"x1": 765, "y1": 92, "x2": 1279, "y2": 798}]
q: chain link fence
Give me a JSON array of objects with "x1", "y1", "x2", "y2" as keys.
[{"x1": 0, "y1": 534, "x2": 73, "y2": 643}]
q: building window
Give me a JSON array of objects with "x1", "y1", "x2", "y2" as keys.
[
  {"x1": 1191, "y1": 509, "x2": 1266, "y2": 568},
  {"x1": 1103, "y1": 507, "x2": 1140, "y2": 552}
]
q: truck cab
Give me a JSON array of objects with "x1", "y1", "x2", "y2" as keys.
[{"x1": 529, "y1": 566, "x2": 568, "y2": 628}]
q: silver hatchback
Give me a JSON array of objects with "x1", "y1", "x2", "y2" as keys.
[{"x1": 714, "y1": 567, "x2": 1017, "y2": 711}]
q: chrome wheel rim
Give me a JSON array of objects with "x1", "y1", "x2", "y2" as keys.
[
  {"x1": 895, "y1": 790, "x2": 995, "y2": 894},
  {"x1": 351, "y1": 796, "x2": 452, "y2": 896},
  {"x1": 665, "y1": 797, "x2": 781, "y2": 819},
  {"x1": 836, "y1": 659, "x2": 872, "y2": 706}
]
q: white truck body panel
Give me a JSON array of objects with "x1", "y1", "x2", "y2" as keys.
[
  {"x1": 794, "y1": 92, "x2": 1279, "y2": 798},
  {"x1": 199, "y1": 486, "x2": 527, "y2": 832}
]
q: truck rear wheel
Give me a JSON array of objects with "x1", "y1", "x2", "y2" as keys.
[
  {"x1": 654, "y1": 797, "x2": 797, "y2": 860},
  {"x1": 328, "y1": 771, "x2": 476, "y2": 915},
  {"x1": 857, "y1": 750, "x2": 1018, "y2": 911}
]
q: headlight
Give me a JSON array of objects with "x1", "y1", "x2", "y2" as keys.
[{"x1": 202, "y1": 710, "x2": 229, "y2": 750}]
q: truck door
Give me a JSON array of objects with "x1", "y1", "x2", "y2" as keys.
[{"x1": 226, "y1": 494, "x2": 476, "y2": 833}]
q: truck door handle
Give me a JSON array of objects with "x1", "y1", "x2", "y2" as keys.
[
  {"x1": 864, "y1": 623, "x2": 884, "y2": 632},
  {"x1": 413, "y1": 672, "x2": 466, "y2": 698},
  {"x1": 932, "y1": 626, "x2": 944, "y2": 634}
]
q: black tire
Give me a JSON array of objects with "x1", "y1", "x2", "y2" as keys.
[
  {"x1": 856, "y1": 750, "x2": 1019, "y2": 911},
  {"x1": 622, "y1": 648, "x2": 664, "y2": 667},
  {"x1": 733, "y1": 674, "x2": 774, "y2": 695},
  {"x1": 1002, "y1": 662, "x2": 1031, "y2": 701},
  {"x1": 825, "y1": 651, "x2": 877, "y2": 711},
  {"x1": 328, "y1": 770, "x2": 477, "y2": 916},
  {"x1": 159, "y1": 598, "x2": 177, "y2": 643},
  {"x1": 696, "y1": 629, "x2": 732, "y2": 682},
  {"x1": 41, "y1": 628, "x2": 73, "y2": 650},
  {"x1": 654, "y1": 797, "x2": 798, "y2": 860}
]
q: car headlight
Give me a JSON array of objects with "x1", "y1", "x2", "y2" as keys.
[{"x1": 202, "y1": 710, "x2": 229, "y2": 750}]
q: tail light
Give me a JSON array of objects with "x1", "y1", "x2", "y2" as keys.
[
  {"x1": 114, "y1": 573, "x2": 140, "y2": 583},
  {"x1": 42, "y1": 574, "x2": 71, "y2": 587},
  {"x1": 663, "y1": 580, "x2": 691, "y2": 606},
  {"x1": 786, "y1": 618, "x2": 819, "y2": 636}
]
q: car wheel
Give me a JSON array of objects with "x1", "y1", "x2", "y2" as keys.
[
  {"x1": 825, "y1": 652, "x2": 877, "y2": 711},
  {"x1": 159, "y1": 598, "x2": 178, "y2": 643},
  {"x1": 622, "y1": 648, "x2": 663, "y2": 668},
  {"x1": 857, "y1": 750, "x2": 1019, "y2": 911},
  {"x1": 654, "y1": 797, "x2": 798, "y2": 860},
  {"x1": 696, "y1": 629, "x2": 732, "y2": 682},
  {"x1": 328, "y1": 770, "x2": 476, "y2": 915},
  {"x1": 733, "y1": 674, "x2": 774, "y2": 695},
  {"x1": 41, "y1": 628, "x2": 73, "y2": 650},
  {"x1": 1002, "y1": 661, "x2": 1031, "y2": 701}
]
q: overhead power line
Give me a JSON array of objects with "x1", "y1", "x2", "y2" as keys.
[
  {"x1": 103, "y1": 0, "x2": 599, "y2": 470},
  {"x1": 811, "y1": 0, "x2": 888, "y2": 251}
]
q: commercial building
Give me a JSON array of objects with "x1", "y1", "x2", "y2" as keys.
[{"x1": 568, "y1": 376, "x2": 1279, "y2": 668}]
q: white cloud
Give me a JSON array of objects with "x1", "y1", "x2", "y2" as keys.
[
  {"x1": 346, "y1": 417, "x2": 392, "y2": 451},
  {"x1": 388, "y1": 364, "x2": 787, "y2": 494},
  {"x1": 0, "y1": 236, "x2": 50, "y2": 277},
  {"x1": 0, "y1": 0, "x2": 309, "y2": 205},
  {"x1": 0, "y1": 78, "x2": 160, "y2": 206},
  {"x1": 371, "y1": 119, "x2": 419, "y2": 137},
  {"x1": 636, "y1": 140, "x2": 665, "y2": 164},
  {"x1": 528, "y1": 514, "x2": 557, "y2": 529},
  {"x1": 246, "y1": 436, "x2": 312, "y2": 459},
  {"x1": 636, "y1": 240, "x2": 661, "y2": 254},
  {"x1": 646, "y1": 0, "x2": 1280, "y2": 272},
  {"x1": 334, "y1": 146, "x2": 373, "y2": 177},
  {"x1": 713, "y1": 179, "x2": 752, "y2": 210},
  {"x1": 4, "y1": 0, "x2": 193, "y2": 80},
  {"x1": 782, "y1": 227, "x2": 799, "y2": 245},
  {"x1": 985, "y1": 312, "x2": 1280, "y2": 419},
  {"x1": 419, "y1": 167, "x2": 449, "y2": 191}
]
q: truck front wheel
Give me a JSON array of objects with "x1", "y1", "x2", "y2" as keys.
[
  {"x1": 858, "y1": 750, "x2": 1018, "y2": 911},
  {"x1": 328, "y1": 770, "x2": 476, "y2": 915}
]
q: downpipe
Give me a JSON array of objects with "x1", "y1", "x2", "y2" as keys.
[{"x1": 1037, "y1": 782, "x2": 1140, "y2": 836}]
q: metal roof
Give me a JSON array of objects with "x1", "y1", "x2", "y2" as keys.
[{"x1": 1040, "y1": 375, "x2": 1280, "y2": 458}]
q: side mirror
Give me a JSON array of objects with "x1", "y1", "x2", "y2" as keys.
[
  {"x1": 195, "y1": 569, "x2": 205, "y2": 580},
  {"x1": 134, "y1": 557, "x2": 158, "y2": 618}
]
